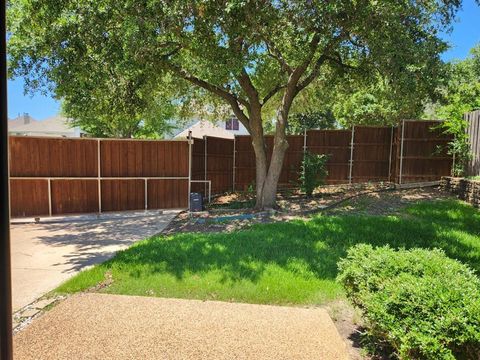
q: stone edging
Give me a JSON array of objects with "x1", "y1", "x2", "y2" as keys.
[{"x1": 441, "y1": 177, "x2": 480, "y2": 208}]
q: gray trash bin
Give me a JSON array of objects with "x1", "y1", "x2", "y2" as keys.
[{"x1": 190, "y1": 192, "x2": 203, "y2": 212}]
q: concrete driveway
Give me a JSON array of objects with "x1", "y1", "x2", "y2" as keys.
[{"x1": 10, "y1": 210, "x2": 179, "y2": 311}]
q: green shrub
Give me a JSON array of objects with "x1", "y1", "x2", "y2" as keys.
[
  {"x1": 337, "y1": 244, "x2": 480, "y2": 360},
  {"x1": 300, "y1": 152, "x2": 329, "y2": 197}
]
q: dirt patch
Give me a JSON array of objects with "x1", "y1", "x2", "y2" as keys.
[
  {"x1": 163, "y1": 185, "x2": 453, "y2": 235},
  {"x1": 324, "y1": 300, "x2": 365, "y2": 360},
  {"x1": 326, "y1": 186, "x2": 452, "y2": 216},
  {"x1": 324, "y1": 300, "x2": 394, "y2": 360}
]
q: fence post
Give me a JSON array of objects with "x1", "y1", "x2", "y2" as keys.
[
  {"x1": 388, "y1": 125, "x2": 394, "y2": 182},
  {"x1": 451, "y1": 134, "x2": 456, "y2": 177},
  {"x1": 232, "y1": 136, "x2": 236, "y2": 192},
  {"x1": 399, "y1": 120, "x2": 405, "y2": 185},
  {"x1": 303, "y1": 128, "x2": 307, "y2": 154},
  {"x1": 47, "y1": 178, "x2": 52, "y2": 216},
  {"x1": 204, "y1": 136, "x2": 207, "y2": 197},
  {"x1": 97, "y1": 139, "x2": 102, "y2": 214},
  {"x1": 348, "y1": 126, "x2": 355, "y2": 184},
  {"x1": 144, "y1": 178, "x2": 148, "y2": 210},
  {"x1": 188, "y1": 131, "x2": 193, "y2": 210}
]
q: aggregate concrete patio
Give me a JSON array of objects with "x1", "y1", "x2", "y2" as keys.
[
  {"x1": 14, "y1": 293, "x2": 349, "y2": 360},
  {"x1": 11, "y1": 210, "x2": 179, "y2": 311}
]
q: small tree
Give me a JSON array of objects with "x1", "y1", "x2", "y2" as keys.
[
  {"x1": 435, "y1": 44, "x2": 480, "y2": 176},
  {"x1": 8, "y1": 0, "x2": 461, "y2": 208},
  {"x1": 300, "y1": 152, "x2": 329, "y2": 197}
]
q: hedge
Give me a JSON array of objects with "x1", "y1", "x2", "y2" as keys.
[{"x1": 337, "y1": 244, "x2": 480, "y2": 359}]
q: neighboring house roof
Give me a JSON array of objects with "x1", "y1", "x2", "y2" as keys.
[
  {"x1": 9, "y1": 115, "x2": 82, "y2": 137},
  {"x1": 8, "y1": 114, "x2": 37, "y2": 129},
  {"x1": 174, "y1": 120, "x2": 235, "y2": 139}
]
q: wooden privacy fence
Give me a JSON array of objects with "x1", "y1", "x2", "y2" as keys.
[
  {"x1": 466, "y1": 110, "x2": 480, "y2": 176},
  {"x1": 234, "y1": 120, "x2": 452, "y2": 190},
  {"x1": 190, "y1": 136, "x2": 233, "y2": 198},
  {"x1": 9, "y1": 137, "x2": 190, "y2": 217},
  {"x1": 9, "y1": 120, "x2": 453, "y2": 217}
]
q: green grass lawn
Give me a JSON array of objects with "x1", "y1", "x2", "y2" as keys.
[{"x1": 56, "y1": 199, "x2": 480, "y2": 305}]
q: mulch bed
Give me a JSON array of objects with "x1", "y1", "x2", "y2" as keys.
[{"x1": 162, "y1": 184, "x2": 453, "y2": 235}]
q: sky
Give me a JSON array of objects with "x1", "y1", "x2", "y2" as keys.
[{"x1": 7, "y1": 0, "x2": 480, "y2": 120}]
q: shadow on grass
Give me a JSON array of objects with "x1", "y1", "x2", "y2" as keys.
[{"x1": 108, "y1": 200, "x2": 480, "y2": 284}]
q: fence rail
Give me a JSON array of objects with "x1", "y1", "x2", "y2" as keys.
[{"x1": 9, "y1": 120, "x2": 453, "y2": 217}]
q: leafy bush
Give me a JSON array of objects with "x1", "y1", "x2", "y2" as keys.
[
  {"x1": 300, "y1": 152, "x2": 329, "y2": 197},
  {"x1": 337, "y1": 244, "x2": 480, "y2": 360}
]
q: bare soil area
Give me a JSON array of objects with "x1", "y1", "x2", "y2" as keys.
[{"x1": 163, "y1": 185, "x2": 453, "y2": 235}]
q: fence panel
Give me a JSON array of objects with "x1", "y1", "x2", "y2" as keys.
[
  {"x1": 51, "y1": 180, "x2": 99, "y2": 215},
  {"x1": 100, "y1": 179, "x2": 146, "y2": 212},
  {"x1": 147, "y1": 179, "x2": 189, "y2": 209},
  {"x1": 190, "y1": 137, "x2": 206, "y2": 196},
  {"x1": 9, "y1": 137, "x2": 98, "y2": 177},
  {"x1": 279, "y1": 135, "x2": 304, "y2": 187},
  {"x1": 206, "y1": 137, "x2": 234, "y2": 194},
  {"x1": 234, "y1": 136, "x2": 256, "y2": 190},
  {"x1": 466, "y1": 110, "x2": 480, "y2": 176},
  {"x1": 9, "y1": 136, "x2": 190, "y2": 217},
  {"x1": 307, "y1": 130, "x2": 351, "y2": 184},
  {"x1": 352, "y1": 126, "x2": 392, "y2": 182},
  {"x1": 10, "y1": 179, "x2": 50, "y2": 217},
  {"x1": 394, "y1": 121, "x2": 452, "y2": 183},
  {"x1": 100, "y1": 140, "x2": 189, "y2": 177}
]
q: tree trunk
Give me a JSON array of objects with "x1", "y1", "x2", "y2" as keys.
[
  {"x1": 260, "y1": 132, "x2": 289, "y2": 209},
  {"x1": 250, "y1": 110, "x2": 289, "y2": 210},
  {"x1": 252, "y1": 82, "x2": 295, "y2": 209}
]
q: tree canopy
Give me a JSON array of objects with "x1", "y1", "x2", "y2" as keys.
[
  {"x1": 8, "y1": 0, "x2": 463, "y2": 207},
  {"x1": 430, "y1": 43, "x2": 480, "y2": 175}
]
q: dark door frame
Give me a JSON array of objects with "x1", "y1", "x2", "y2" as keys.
[{"x1": 0, "y1": 0, "x2": 13, "y2": 357}]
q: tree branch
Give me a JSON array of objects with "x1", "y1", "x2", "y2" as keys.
[
  {"x1": 291, "y1": 33, "x2": 321, "y2": 81},
  {"x1": 262, "y1": 83, "x2": 286, "y2": 105},
  {"x1": 296, "y1": 35, "x2": 350, "y2": 93},
  {"x1": 165, "y1": 63, "x2": 248, "y2": 106},
  {"x1": 264, "y1": 39, "x2": 293, "y2": 75},
  {"x1": 237, "y1": 68, "x2": 260, "y2": 105},
  {"x1": 164, "y1": 63, "x2": 251, "y2": 131},
  {"x1": 296, "y1": 54, "x2": 328, "y2": 92},
  {"x1": 326, "y1": 52, "x2": 358, "y2": 70},
  {"x1": 263, "y1": 33, "x2": 323, "y2": 105}
]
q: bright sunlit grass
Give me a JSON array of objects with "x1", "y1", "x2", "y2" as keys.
[{"x1": 55, "y1": 199, "x2": 480, "y2": 305}]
